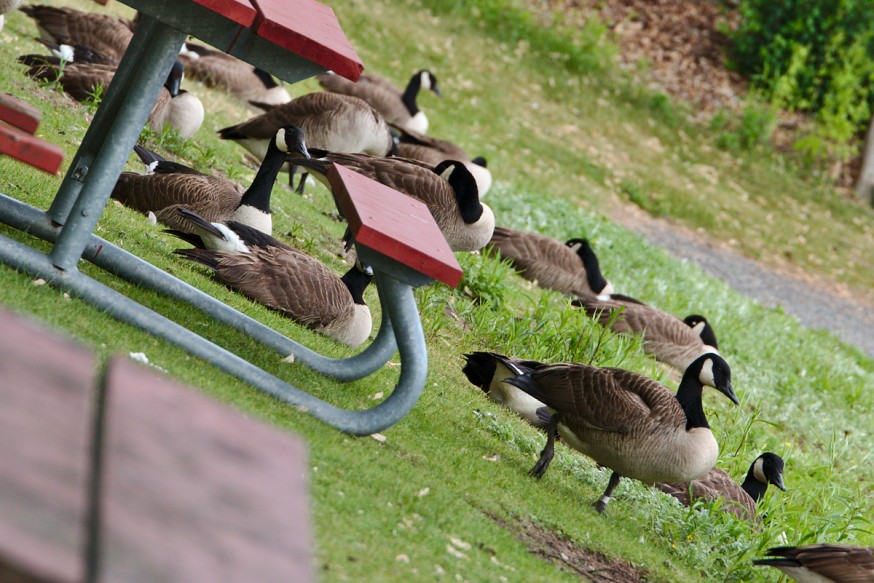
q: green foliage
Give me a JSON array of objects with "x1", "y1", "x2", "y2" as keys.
[
  {"x1": 418, "y1": 0, "x2": 618, "y2": 77},
  {"x1": 711, "y1": 102, "x2": 776, "y2": 153},
  {"x1": 730, "y1": 0, "x2": 874, "y2": 149}
]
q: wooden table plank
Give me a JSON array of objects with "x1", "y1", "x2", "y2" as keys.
[
  {"x1": 252, "y1": 0, "x2": 363, "y2": 81},
  {"x1": 0, "y1": 124, "x2": 64, "y2": 175},
  {"x1": 99, "y1": 358, "x2": 313, "y2": 583},
  {"x1": 328, "y1": 163, "x2": 463, "y2": 287},
  {"x1": 0, "y1": 310, "x2": 95, "y2": 583},
  {"x1": 0, "y1": 94, "x2": 41, "y2": 135}
]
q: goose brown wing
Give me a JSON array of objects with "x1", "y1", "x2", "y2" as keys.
[
  {"x1": 656, "y1": 467, "x2": 755, "y2": 519},
  {"x1": 397, "y1": 129, "x2": 468, "y2": 159},
  {"x1": 111, "y1": 174, "x2": 242, "y2": 217},
  {"x1": 766, "y1": 545, "x2": 874, "y2": 582},
  {"x1": 210, "y1": 247, "x2": 350, "y2": 327},
  {"x1": 526, "y1": 364, "x2": 680, "y2": 433},
  {"x1": 489, "y1": 228, "x2": 586, "y2": 284},
  {"x1": 324, "y1": 153, "x2": 452, "y2": 207},
  {"x1": 22, "y1": 6, "x2": 133, "y2": 62}
]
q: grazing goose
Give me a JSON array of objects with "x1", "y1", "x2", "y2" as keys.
[
  {"x1": 289, "y1": 152, "x2": 495, "y2": 252},
  {"x1": 394, "y1": 128, "x2": 492, "y2": 196},
  {"x1": 20, "y1": 5, "x2": 134, "y2": 63},
  {"x1": 317, "y1": 69, "x2": 441, "y2": 134},
  {"x1": 654, "y1": 452, "x2": 786, "y2": 520},
  {"x1": 171, "y1": 212, "x2": 374, "y2": 348},
  {"x1": 218, "y1": 92, "x2": 393, "y2": 167},
  {"x1": 487, "y1": 227, "x2": 614, "y2": 296},
  {"x1": 112, "y1": 126, "x2": 309, "y2": 234},
  {"x1": 461, "y1": 352, "x2": 549, "y2": 428},
  {"x1": 19, "y1": 57, "x2": 203, "y2": 139},
  {"x1": 753, "y1": 544, "x2": 874, "y2": 583},
  {"x1": 498, "y1": 352, "x2": 737, "y2": 512},
  {"x1": 179, "y1": 41, "x2": 291, "y2": 106},
  {"x1": 572, "y1": 292, "x2": 719, "y2": 372}
]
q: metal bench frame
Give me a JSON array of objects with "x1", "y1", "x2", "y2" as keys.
[{"x1": 0, "y1": 1, "x2": 459, "y2": 435}]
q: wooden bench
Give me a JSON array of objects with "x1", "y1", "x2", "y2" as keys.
[
  {"x1": 0, "y1": 310, "x2": 313, "y2": 583},
  {"x1": 0, "y1": 93, "x2": 64, "y2": 175},
  {"x1": 0, "y1": 0, "x2": 462, "y2": 436}
]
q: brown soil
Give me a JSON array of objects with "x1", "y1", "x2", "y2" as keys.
[{"x1": 489, "y1": 513, "x2": 651, "y2": 581}]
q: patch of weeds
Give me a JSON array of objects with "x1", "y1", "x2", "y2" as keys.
[
  {"x1": 457, "y1": 251, "x2": 515, "y2": 309},
  {"x1": 711, "y1": 103, "x2": 775, "y2": 153},
  {"x1": 83, "y1": 83, "x2": 104, "y2": 115},
  {"x1": 648, "y1": 91, "x2": 681, "y2": 127}
]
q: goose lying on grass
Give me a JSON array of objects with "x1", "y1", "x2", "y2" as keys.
[
  {"x1": 112, "y1": 126, "x2": 309, "y2": 234},
  {"x1": 572, "y1": 292, "x2": 719, "y2": 372},
  {"x1": 168, "y1": 209, "x2": 373, "y2": 348},
  {"x1": 488, "y1": 227, "x2": 613, "y2": 296},
  {"x1": 654, "y1": 451, "x2": 786, "y2": 521}
]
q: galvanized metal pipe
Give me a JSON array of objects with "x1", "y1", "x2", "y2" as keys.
[{"x1": 49, "y1": 16, "x2": 187, "y2": 269}]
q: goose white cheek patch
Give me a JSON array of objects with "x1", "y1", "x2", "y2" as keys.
[
  {"x1": 753, "y1": 457, "x2": 767, "y2": 483},
  {"x1": 698, "y1": 358, "x2": 715, "y2": 386}
]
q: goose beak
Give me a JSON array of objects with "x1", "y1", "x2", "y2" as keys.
[
  {"x1": 720, "y1": 380, "x2": 739, "y2": 405},
  {"x1": 773, "y1": 474, "x2": 787, "y2": 491}
]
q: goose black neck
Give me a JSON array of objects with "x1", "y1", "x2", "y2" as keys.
[
  {"x1": 741, "y1": 468, "x2": 769, "y2": 503},
  {"x1": 239, "y1": 139, "x2": 285, "y2": 212},
  {"x1": 676, "y1": 375, "x2": 709, "y2": 430},
  {"x1": 699, "y1": 324, "x2": 719, "y2": 350},
  {"x1": 575, "y1": 241, "x2": 609, "y2": 294},
  {"x1": 443, "y1": 164, "x2": 483, "y2": 223},
  {"x1": 341, "y1": 267, "x2": 373, "y2": 305},
  {"x1": 401, "y1": 73, "x2": 422, "y2": 116},
  {"x1": 253, "y1": 67, "x2": 279, "y2": 89}
]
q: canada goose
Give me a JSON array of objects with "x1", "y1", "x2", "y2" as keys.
[
  {"x1": 112, "y1": 126, "x2": 309, "y2": 233},
  {"x1": 19, "y1": 56, "x2": 203, "y2": 139},
  {"x1": 218, "y1": 91, "x2": 393, "y2": 166},
  {"x1": 572, "y1": 292, "x2": 719, "y2": 372},
  {"x1": 498, "y1": 352, "x2": 737, "y2": 512},
  {"x1": 487, "y1": 227, "x2": 614, "y2": 296},
  {"x1": 753, "y1": 544, "x2": 874, "y2": 583},
  {"x1": 654, "y1": 452, "x2": 786, "y2": 520},
  {"x1": 179, "y1": 41, "x2": 291, "y2": 106},
  {"x1": 289, "y1": 152, "x2": 495, "y2": 252},
  {"x1": 461, "y1": 352, "x2": 549, "y2": 427},
  {"x1": 394, "y1": 127, "x2": 492, "y2": 196},
  {"x1": 20, "y1": 4, "x2": 134, "y2": 63},
  {"x1": 171, "y1": 211, "x2": 374, "y2": 348},
  {"x1": 317, "y1": 69, "x2": 441, "y2": 134}
]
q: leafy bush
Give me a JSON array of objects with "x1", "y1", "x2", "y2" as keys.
[{"x1": 729, "y1": 0, "x2": 874, "y2": 147}]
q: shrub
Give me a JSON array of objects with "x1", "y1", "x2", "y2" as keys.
[{"x1": 729, "y1": 0, "x2": 874, "y2": 147}]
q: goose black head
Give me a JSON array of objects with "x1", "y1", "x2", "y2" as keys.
[
  {"x1": 275, "y1": 125, "x2": 310, "y2": 159},
  {"x1": 686, "y1": 353, "x2": 737, "y2": 405},
  {"x1": 418, "y1": 69, "x2": 442, "y2": 97},
  {"x1": 164, "y1": 60, "x2": 185, "y2": 97},
  {"x1": 565, "y1": 237, "x2": 612, "y2": 294},
  {"x1": 435, "y1": 160, "x2": 482, "y2": 224},
  {"x1": 684, "y1": 314, "x2": 719, "y2": 349},
  {"x1": 753, "y1": 452, "x2": 787, "y2": 491}
]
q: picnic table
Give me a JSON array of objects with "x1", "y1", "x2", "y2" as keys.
[{"x1": 0, "y1": 0, "x2": 462, "y2": 435}]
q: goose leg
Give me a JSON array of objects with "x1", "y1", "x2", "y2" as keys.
[
  {"x1": 529, "y1": 413, "x2": 559, "y2": 478},
  {"x1": 594, "y1": 471, "x2": 622, "y2": 513}
]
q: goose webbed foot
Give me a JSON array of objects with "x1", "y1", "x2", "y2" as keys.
[
  {"x1": 593, "y1": 471, "x2": 622, "y2": 513},
  {"x1": 528, "y1": 413, "x2": 559, "y2": 479}
]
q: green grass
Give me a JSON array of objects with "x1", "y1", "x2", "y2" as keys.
[{"x1": 1, "y1": 0, "x2": 873, "y2": 581}]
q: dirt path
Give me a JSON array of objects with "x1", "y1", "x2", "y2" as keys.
[{"x1": 617, "y1": 210, "x2": 874, "y2": 357}]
